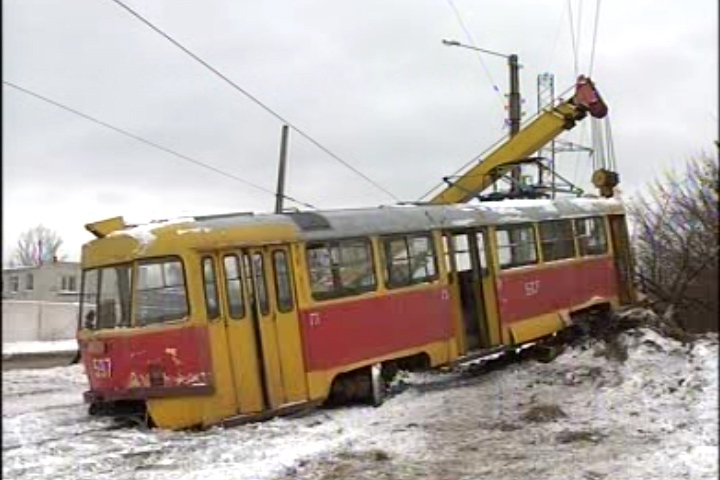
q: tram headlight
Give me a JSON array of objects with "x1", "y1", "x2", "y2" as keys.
[{"x1": 87, "y1": 340, "x2": 106, "y2": 355}]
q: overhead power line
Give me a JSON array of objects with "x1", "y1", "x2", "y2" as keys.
[
  {"x1": 445, "y1": 0, "x2": 506, "y2": 110},
  {"x1": 567, "y1": 0, "x2": 579, "y2": 77},
  {"x1": 2, "y1": 80, "x2": 318, "y2": 210},
  {"x1": 588, "y1": 0, "x2": 602, "y2": 76},
  {"x1": 106, "y1": 0, "x2": 400, "y2": 203}
]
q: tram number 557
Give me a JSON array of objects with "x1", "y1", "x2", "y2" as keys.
[{"x1": 524, "y1": 280, "x2": 540, "y2": 297}]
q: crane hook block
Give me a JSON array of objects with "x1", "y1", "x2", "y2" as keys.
[
  {"x1": 592, "y1": 168, "x2": 619, "y2": 198},
  {"x1": 573, "y1": 76, "x2": 608, "y2": 119}
]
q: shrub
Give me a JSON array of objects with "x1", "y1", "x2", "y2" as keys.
[{"x1": 628, "y1": 150, "x2": 718, "y2": 333}]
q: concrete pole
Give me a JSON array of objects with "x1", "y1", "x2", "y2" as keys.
[
  {"x1": 275, "y1": 125, "x2": 290, "y2": 214},
  {"x1": 508, "y1": 54, "x2": 522, "y2": 193}
]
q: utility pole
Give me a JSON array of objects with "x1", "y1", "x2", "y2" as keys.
[
  {"x1": 507, "y1": 54, "x2": 521, "y2": 192},
  {"x1": 274, "y1": 125, "x2": 290, "y2": 214},
  {"x1": 442, "y1": 39, "x2": 523, "y2": 194}
]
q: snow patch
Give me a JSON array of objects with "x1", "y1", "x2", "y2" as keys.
[
  {"x1": 2, "y1": 327, "x2": 717, "y2": 480},
  {"x1": 176, "y1": 227, "x2": 212, "y2": 235},
  {"x1": 107, "y1": 217, "x2": 195, "y2": 248},
  {"x1": 3, "y1": 339, "x2": 78, "y2": 355}
]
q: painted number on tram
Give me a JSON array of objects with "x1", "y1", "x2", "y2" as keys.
[
  {"x1": 524, "y1": 280, "x2": 540, "y2": 297},
  {"x1": 92, "y1": 358, "x2": 112, "y2": 378}
]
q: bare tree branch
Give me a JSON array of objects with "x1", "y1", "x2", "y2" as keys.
[
  {"x1": 629, "y1": 150, "x2": 718, "y2": 333},
  {"x1": 11, "y1": 225, "x2": 64, "y2": 267}
]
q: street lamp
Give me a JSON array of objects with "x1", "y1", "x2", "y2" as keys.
[{"x1": 442, "y1": 38, "x2": 522, "y2": 189}]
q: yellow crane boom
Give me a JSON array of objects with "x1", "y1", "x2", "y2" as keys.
[{"x1": 430, "y1": 76, "x2": 615, "y2": 204}]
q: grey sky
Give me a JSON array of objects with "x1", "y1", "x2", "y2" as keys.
[{"x1": 3, "y1": 0, "x2": 717, "y2": 263}]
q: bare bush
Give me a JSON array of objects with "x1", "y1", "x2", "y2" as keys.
[{"x1": 628, "y1": 150, "x2": 718, "y2": 332}]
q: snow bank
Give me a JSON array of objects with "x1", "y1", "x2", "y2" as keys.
[
  {"x1": 2, "y1": 327, "x2": 717, "y2": 480},
  {"x1": 2, "y1": 339, "x2": 78, "y2": 356}
]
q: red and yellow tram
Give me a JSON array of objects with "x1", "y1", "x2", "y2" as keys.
[{"x1": 77, "y1": 197, "x2": 635, "y2": 429}]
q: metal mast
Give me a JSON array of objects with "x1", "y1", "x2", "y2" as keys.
[{"x1": 536, "y1": 73, "x2": 556, "y2": 197}]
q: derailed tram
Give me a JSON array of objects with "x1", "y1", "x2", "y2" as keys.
[{"x1": 77, "y1": 197, "x2": 636, "y2": 430}]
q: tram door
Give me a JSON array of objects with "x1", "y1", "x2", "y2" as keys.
[
  {"x1": 221, "y1": 245, "x2": 307, "y2": 414},
  {"x1": 447, "y1": 230, "x2": 491, "y2": 352}
]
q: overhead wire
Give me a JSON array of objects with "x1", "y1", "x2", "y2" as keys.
[
  {"x1": 2, "y1": 80, "x2": 318, "y2": 210},
  {"x1": 106, "y1": 0, "x2": 400, "y2": 203},
  {"x1": 445, "y1": 0, "x2": 506, "y2": 110},
  {"x1": 567, "y1": 0, "x2": 579, "y2": 77},
  {"x1": 545, "y1": 3, "x2": 568, "y2": 74},
  {"x1": 575, "y1": 0, "x2": 583, "y2": 73},
  {"x1": 588, "y1": 0, "x2": 602, "y2": 77}
]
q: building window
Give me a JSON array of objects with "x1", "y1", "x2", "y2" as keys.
[
  {"x1": 25, "y1": 273, "x2": 34, "y2": 291},
  {"x1": 575, "y1": 217, "x2": 608, "y2": 256},
  {"x1": 10, "y1": 276, "x2": 19, "y2": 293},
  {"x1": 496, "y1": 224, "x2": 538, "y2": 269},
  {"x1": 382, "y1": 233, "x2": 438, "y2": 288},
  {"x1": 306, "y1": 238, "x2": 376, "y2": 300},
  {"x1": 539, "y1": 220, "x2": 576, "y2": 262},
  {"x1": 61, "y1": 275, "x2": 78, "y2": 292}
]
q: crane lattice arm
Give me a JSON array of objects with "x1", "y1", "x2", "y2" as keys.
[{"x1": 429, "y1": 76, "x2": 614, "y2": 204}]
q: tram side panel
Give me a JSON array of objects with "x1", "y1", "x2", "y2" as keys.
[
  {"x1": 299, "y1": 287, "x2": 453, "y2": 366},
  {"x1": 293, "y1": 234, "x2": 456, "y2": 401},
  {"x1": 496, "y1": 217, "x2": 620, "y2": 344},
  {"x1": 495, "y1": 257, "x2": 618, "y2": 343},
  {"x1": 81, "y1": 326, "x2": 214, "y2": 402}
]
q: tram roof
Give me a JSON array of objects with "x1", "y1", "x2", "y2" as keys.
[{"x1": 108, "y1": 197, "x2": 624, "y2": 246}]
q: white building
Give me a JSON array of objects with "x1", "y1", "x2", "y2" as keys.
[
  {"x1": 2, "y1": 261, "x2": 80, "y2": 303},
  {"x1": 2, "y1": 261, "x2": 81, "y2": 342}
]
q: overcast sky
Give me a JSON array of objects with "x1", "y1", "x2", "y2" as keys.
[{"x1": 3, "y1": 0, "x2": 717, "y2": 263}]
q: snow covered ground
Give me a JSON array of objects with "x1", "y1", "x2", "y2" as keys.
[
  {"x1": 2, "y1": 339, "x2": 78, "y2": 356},
  {"x1": 2, "y1": 327, "x2": 717, "y2": 480}
]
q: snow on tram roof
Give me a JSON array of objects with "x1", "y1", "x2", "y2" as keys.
[
  {"x1": 189, "y1": 196, "x2": 623, "y2": 240},
  {"x1": 106, "y1": 217, "x2": 195, "y2": 247},
  {"x1": 290, "y1": 197, "x2": 623, "y2": 240},
  {"x1": 105, "y1": 197, "x2": 623, "y2": 246}
]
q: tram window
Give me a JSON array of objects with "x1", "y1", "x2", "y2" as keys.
[
  {"x1": 202, "y1": 257, "x2": 220, "y2": 321},
  {"x1": 382, "y1": 233, "x2": 438, "y2": 288},
  {"x1": 99, "y1": 267, "x2": 130, "y2": 329},
  {"x1": 476, "y1": 232, "x2": 489, "y2": 274},
  {"x1": 80, "y1": 269, "x2": 99, "y2": 330},
  {"x1": 452, "y1": 235, "x2": 472, "y2": 272},
  {"x1": 575, "y1": 217, "x2": 608, "y2": 256},
  {"x1": 413, "y1": 236, "x2": 437, "y2": 280},
  {"x1": 442, "y1": 235, "x2": 454, "y2": 281},
  {"x1": 136, "y1": 258, "x2": 189, "y2": 326},
  {"x1": 81, "y1": 264, "x2": 132, "y2": 330},
  {"x1": 386, "y1": 238, "x2": 410, "y2": 286},
  {"x1": 539, "y1": 220, "x2": 576, "y2": 262},
  {"x1": 307, "y1": 238, "x2": 376, "y2": 300},
  {"x1": 251, "y1": 253, "x2": 270, "y2": 315},
  {"x1": 273, "y1": 250, "x2": 294, "y2": 313},
  {"x1": 223, "y1": 255, "x2": 245, "y2": 319},
  {"x1": 307, "y1": 246, "x2": 334, "y2": 295},
  {"x1": 339, "y1": 241, "x2": 375, "y2": 290},
  {"x1": 496, "y1": 224, "x2": 538, "y2": 269}
]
